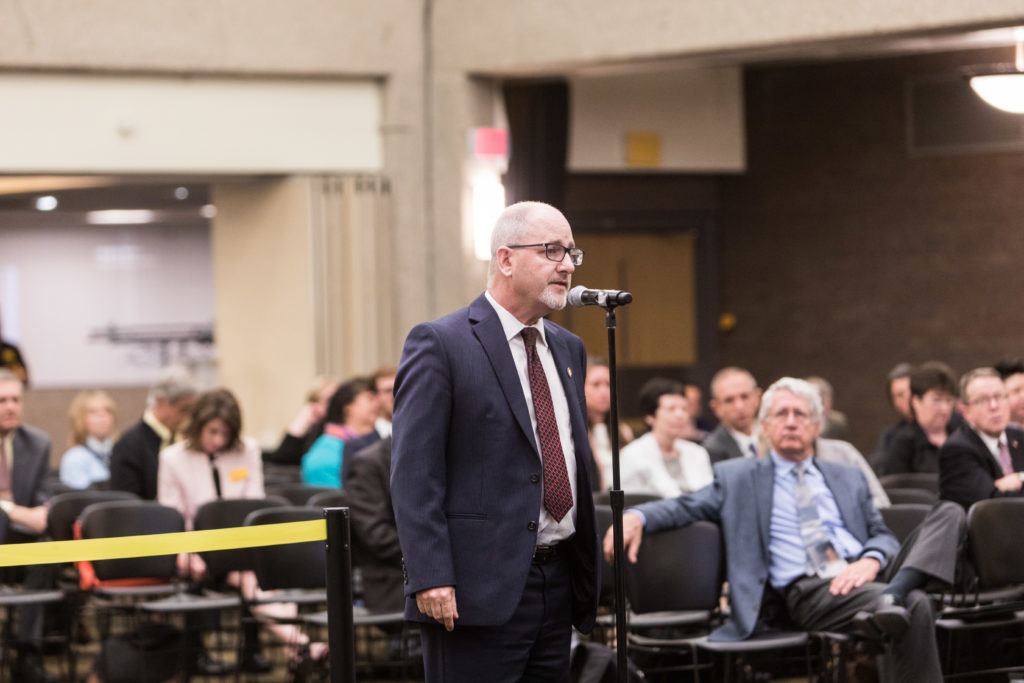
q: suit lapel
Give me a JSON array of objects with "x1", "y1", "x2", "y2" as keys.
[
  {"x1": 1007, "y1": 428, "x2": 1024, "y2": 471},
  {"x1": 469, "y1": 296, "x2": 537, "y2": 451},
  {"x1": 964, "y1": 427, "x2": 1002, "y2": 478},
  {"x1": 544, "y1": 324, "x2": 584, "y2": 429},
  {"x1": 10, "y1": 427, "x2": 30, "y2": 504},
  {"x1": 753, "y1": 457, "x2": 774, "y2": 558},
  {"x1": 817, "y1": 459, "x2": 862, "y2": 538}
]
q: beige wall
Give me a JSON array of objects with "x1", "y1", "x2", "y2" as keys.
[{"x1": 211, "y1": 178, "x2": 319, "y2": 447}]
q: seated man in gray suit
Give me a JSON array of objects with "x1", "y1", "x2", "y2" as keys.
[
  {"x1": 703, "y1": 367, "x2": 762, "y2": 463},
  {"x1": 608, "y1": 377, "x2": 964, "y2": 682},
  {"x1": 0, "y1": 368, "x2": 56, "y2": 683}
]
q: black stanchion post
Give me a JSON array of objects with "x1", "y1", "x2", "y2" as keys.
[
  {"x1": 567, "y1": 285, "x2": 633, "y2": 683},
  {"x1": 324, "y1": 507, "x2": 356, "y2": 683},
  {"x1": 606, "y1": 308, "x2": 629, "y2": 681}
]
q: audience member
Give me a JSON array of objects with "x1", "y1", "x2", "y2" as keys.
[
  {"x1": 995, "y1": 358, "x2": 1024, "y2": 428},
  {"x1": 939, "y1": 367, "x2": 1024, "y2": 509},
  {"x1": 301, "y1": 377, "x2": 377, "y2": 487},
  {"x1": 0, "y1": 309, "x2": 30, "y2": 386},
  {"x1": 611, "y1": 378, "x2": 712, "y2": 497},
  {"x1": 0, "y1": 369, "x2": 55, "y2": 682},
  {"x1": 59, "y1": 390, "x2": 118, "y2": 490},
  {"x1": 109, "y1": 365, "x2": 199, "y2": 500},
  {"x1": 345, "y1": 436, "x2": 404, "y2": 613},
  {"x1": 883, "y1": 362, "x2": 958, "y2": 475},
  {"x1": 609, "y1": 376, "x2": 964, "y2": 682},
  {"x1": 340, "y1": 366, "x2": 397, "y2": 482},
  {"x1": 879, "y1": 363, "x2": 913, "y2": 446},
  {"x1": 263, "y1": 376, "x2": 336, "y2": 466},
  {"x1": 390, "y1": 201, "x2": 599, "y2": 682},
  {"x1": 682, "y1": 382, "x2": 712, "y2": 442},
  {"x1": 703, "y1": 367, "x2": 762, "y2": 463},
  {"x1": 158, "y1": 389, "x2": 326, "y2": 675},
  {"x1": 806, "y1": 376, "x2": 850, "y2": 441},
  {"x1": 583, "y1": 358, "x2": 634, "y2": 491}
]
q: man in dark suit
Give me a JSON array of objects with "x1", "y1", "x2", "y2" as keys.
[
  {"x1": 610, "y1": 377, "x2": 962, "y2": 682},
  {"x1": 109, "y1": 365, "x2": 198, "y2": 501},
  {"x1": 0, "y1": 369, "x2": 56, "y2": 682},
  {"x1": 703, "y1": 366, "x2": 762, "y2": 463},
  {"x1": 939, "y1": 367, "x2": 1024, "y2": 509},
  {"x1": 346, "y1": 436, "x2": 403, "y2": 613},
  {"x1": 340, "y1": 365, "x2": 396, "y2": 484},
  {"x1": 391, "y1": 201, "x2": 600, "y2": 682}
]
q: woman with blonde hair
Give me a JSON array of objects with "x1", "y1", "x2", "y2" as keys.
[{"x1": 59, "y1": 390, "x2": 118, "y2": 489}]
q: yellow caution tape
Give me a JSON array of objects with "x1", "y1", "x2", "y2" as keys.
[{"x1": 0, "y1": 519, "x2": 326, "y2": 568}]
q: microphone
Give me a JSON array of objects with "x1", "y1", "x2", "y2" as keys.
[{"x1": 567, "y1": 285, "x2": 633, "y2": 308}]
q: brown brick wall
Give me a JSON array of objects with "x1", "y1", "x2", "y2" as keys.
[{"x1": 719, "y1": 48, "x2": 1024, "y2": 453}]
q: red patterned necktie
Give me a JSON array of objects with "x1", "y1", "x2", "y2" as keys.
[
  {"x1": 521, "y1": 327, "x2": 573, "y2": 522},
  {"x1": 998, "y1": 439, "x2": 1014, "y2": 476}
]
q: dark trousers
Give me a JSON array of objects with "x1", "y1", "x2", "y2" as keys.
[
  {"x1": 420, "y1": 553, "x2": 573, "y2": 683},
  {"x1": 784, "y1": 501, "x2": 965, "y2": 683}
]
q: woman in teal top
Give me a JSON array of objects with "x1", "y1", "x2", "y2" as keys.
[{"x1": 301, "y1": 377, "x2": 379, "y2": 487}]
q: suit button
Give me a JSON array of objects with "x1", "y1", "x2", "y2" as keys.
[
  {"x1": 530, "y1": 474, "x2": 540, "y2": 484},
  {"x1": 527, "y1": 521, "x2": 538, "y2": 531}
]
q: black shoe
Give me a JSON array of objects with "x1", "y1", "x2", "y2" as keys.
[
  {"x1": 240, "y1": 650, "x2": 273, "y2": 673},
  {"x1": 188, "y1": 651, "x2": 234, "y2": 676},
  {"x1": 853, "y1": 593, "x2": 910, "y2": 640},
  {"x1": 14, "y1": 652, "x2": 57, "y2": 683}
]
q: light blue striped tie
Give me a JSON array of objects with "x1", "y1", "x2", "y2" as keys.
[{"x1": 793, "y1": 462, "x2": 846, "y2": 578}]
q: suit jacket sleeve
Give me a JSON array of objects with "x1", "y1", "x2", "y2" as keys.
[
  {"x1": 390, "y1": 322, "x2": 457, "y2": 595},
  {"x1": 110, "y1": 429, "x2": 145, "y2": 497},
  {"x1": 939, "y1": 437, "x2": 1005, "y2": 508},
  {"x1": 348, "y1": 447, "x2": 402, "y2": 561},
  {"x1": 853, "y1": 470, "x2": 899, "y2": 564},
  {"x1": 632, "y1": 473, "x2": 724, "y2": 533}
]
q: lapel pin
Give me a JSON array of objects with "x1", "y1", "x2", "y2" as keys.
[
  {"x1": 567, "y1": 367, "x2": 573, "y2": 377},
  {"x1": 1014, "y1": 440, "x2": 1019, "y2": 449}
]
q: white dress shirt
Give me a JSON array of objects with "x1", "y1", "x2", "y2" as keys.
[{"x1": 485, "y1": 291, "x2": 577, "y2": 544}]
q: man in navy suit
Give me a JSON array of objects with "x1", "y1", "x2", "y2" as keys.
[
  {"x1": 610, "y1": 377, "x2": 962, "y2": 682},
  {"x1": 940, "y1": 367, "x2": 1024, "y2": 509},
  {"x1": 391, "y1": 201, "x2": 600, "y2": 682}
]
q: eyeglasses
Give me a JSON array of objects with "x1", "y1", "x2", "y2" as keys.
[
  {"x1": 767, "y1": 408, "x2": 812, "y2": 423},
  {"x1": 506, "y1": 243, "x2": 584, "y2": 266},
  {"x1": 967, "y1": 393, "x2": 1008, "y2": 407}
]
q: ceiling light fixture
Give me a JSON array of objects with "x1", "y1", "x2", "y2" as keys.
[
  {"x1": 965, "y1": 28, "x2": 1024, "y2": 114},
  {"x1": 86, "y1": 209, "x2": 156, "y2": 225},
  {"x1": 35, "y1": 195, "x2": 58, "y2": 211}
]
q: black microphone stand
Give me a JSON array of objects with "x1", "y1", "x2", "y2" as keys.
[{"x1": 599, "y1": 300, "x2": 630, "y2": 681}]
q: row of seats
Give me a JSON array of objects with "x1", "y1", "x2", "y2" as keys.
[
  {"x1": 1, "y1": 488, "x2": 416, "y2": 682},
  {"x1": 597, "y1": 497, "x2": 1024, "y2": 680}
]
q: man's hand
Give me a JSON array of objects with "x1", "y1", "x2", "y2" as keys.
[
  {"x1": 8, "y1": 504, "x2": 47, "y2": 534},
  {"x1": 603, "y1": 512, "x2": 644, "y2": 564},
  {"x1": 416, "y1": 586, "x2": 459, "y2": 631},
  {"x1": 829, "y1": 557, "x2": 881, "y2": 595},
  {"x1": 995, "y1": 472, "x2": 1023, "y2": 492}
]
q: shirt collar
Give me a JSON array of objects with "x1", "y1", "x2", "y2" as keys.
[
  {"x1": 769, "y1": 450, "x2": 819, "y2": 479},
  {"x1": 484, "y1": 290, "x2": 548, "y2": 347},
  {"x1": 143, "y1": 409, "x2": 174, "y2": 445},
  {"x1": 972, "y1": 425, "x2": 1004, "y2": 457}
]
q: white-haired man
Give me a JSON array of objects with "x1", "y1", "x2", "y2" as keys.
[{"x1": 608, "y1": 377, "x2": 964, "y2": 682}]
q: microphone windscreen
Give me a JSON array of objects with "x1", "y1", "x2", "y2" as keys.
[{"x1": 567, "y1": 285, "x2": 588, "y2": 307}]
